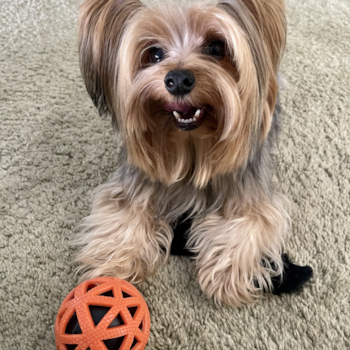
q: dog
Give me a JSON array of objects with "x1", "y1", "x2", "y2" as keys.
[{"x1": 75, "y1": 0, "x2": 313, "y2": 306}]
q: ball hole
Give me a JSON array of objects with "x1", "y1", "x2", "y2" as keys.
[
  {"x1": 87, "y1": 284, "x2": 99, "y2": 291},
  {"x1": 103, "y1": 336, "x2": 125, "y2": 350},
  {"x1": 122, "y1": 291, "x2": 132, "y2": 298},
  {"x1": 108, "y1": 313, "x2": 125, "y2": 328},
  {"x1": 65, "y1": 312, "x2": 82, "y2": 334},
  {"x1": 128, "y1": 306, "x2": 138, "y2": 318},
  {"x1": 65, "y1": 345, "x2": 78, "y2": 350},
  {"x1": 99, "y1": 290, "x2": 114, "y2": 298},
  {"x1": 89, "y1": 305, "x2": 111, "y2": 327},
  {"x1": 131, "y1": 337, "x2": 138, "y2": 349}
]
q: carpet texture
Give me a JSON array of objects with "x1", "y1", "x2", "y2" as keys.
[{"x1": 0, "y1": 0, "x2": 349, "y2": 349}]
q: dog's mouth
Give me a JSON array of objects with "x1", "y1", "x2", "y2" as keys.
[{"x1": 165, "y1": 103, "x2": 207, "y2": 131}]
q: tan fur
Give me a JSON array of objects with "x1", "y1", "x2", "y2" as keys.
[
  {"x1": 75, "y1": 177, "x2": 173, "y2": 283},
  {"x1": 76, "y1": 0, "x2": 289, "y2": 306},
  {"x1": 189, "y1": 193, "x2": 290, "y2": 305}
]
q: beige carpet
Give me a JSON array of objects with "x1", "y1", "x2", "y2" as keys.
[{"x1": 1, "y1": 0, "x2": 349, "y2": 349}]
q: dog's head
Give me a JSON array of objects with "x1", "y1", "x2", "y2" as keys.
[{"x1": 79, "y1": 0, "x2": 286, "y2": 187}]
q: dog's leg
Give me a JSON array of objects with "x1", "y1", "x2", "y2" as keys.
[
  {"x1": 74, "y1": 179, "x2": 173, "y2": 283},
  {"x1": 189, "y1": 193, "x2": 308, "y2": 305}
]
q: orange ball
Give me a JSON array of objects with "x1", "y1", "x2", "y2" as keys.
[{"x1": 55, "y1": 277, "x2": 151, "y2": 350}]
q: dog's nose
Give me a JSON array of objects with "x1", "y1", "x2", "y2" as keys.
[{"x1": 164, "y1": 70, "x2": 195, "y2": 95}]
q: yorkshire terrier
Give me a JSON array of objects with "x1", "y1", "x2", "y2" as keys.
[{"x1": 75, "y1": 0, "x2": 313, "y2": 305}]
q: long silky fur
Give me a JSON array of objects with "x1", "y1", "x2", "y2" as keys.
[{"x1": 75, "y1": 0, "x2": 290, "y2": 306}]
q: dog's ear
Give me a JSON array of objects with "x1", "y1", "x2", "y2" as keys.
[
  {"x1": 78, "y1": 0, "x2": 143, "y2": 122},
  {"x1": 217, "y1": 0, "x2": 286, "y2": 71},
  {"x1": 217, "y1": 0, "x2": 286, "y2": 139}
]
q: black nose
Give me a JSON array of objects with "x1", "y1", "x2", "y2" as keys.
[{"x1": 164, "y1": 70, "x2": 196, "y2": 96}]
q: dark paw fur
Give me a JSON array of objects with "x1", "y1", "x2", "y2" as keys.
[
  {"x1": 271, "y1": 254, "x2": 313, "y2": 295},
  {"x1": 170, "y1": 214, "x2": 193, "y2": 256}
]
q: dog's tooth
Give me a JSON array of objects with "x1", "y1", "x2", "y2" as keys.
[
  {"x1": 189, "y1": 118, "x2": 193, "y2": 122},
  {"x1": 194, "y1": 109, "x2": 201, "y2": 118},
  {"x1": 193, "y1": 117, "x2": 197, "y2": 122},
  {"x1": 173, "y1": 111, "x2": 181, "y2": 119}
]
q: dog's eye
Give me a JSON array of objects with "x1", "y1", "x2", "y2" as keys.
[
  {"x1": 149, "y1": 47, "x2": 165, "y2": 63},
  {"x1": 207, "y1": 40, "x2": 226, "y2": 59}
]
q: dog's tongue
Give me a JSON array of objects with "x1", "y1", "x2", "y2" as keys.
[{"x1": 165, "y1": 103, "x2": 197, "y2": 119}]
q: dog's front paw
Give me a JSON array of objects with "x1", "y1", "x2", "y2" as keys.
[
  {"x1": 77, "y1": 252, "x2": 151, "y2": 284},
  {"x1": 196, "y1": 258, "x2": 268, "y2": 306},
  {"x1": 271, "y1": 254, "x2": 313, "y2": 295}
]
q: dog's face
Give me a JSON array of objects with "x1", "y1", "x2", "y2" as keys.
[{"x1": 79, "y1": 0, "x2": 286, "y2": 187}]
